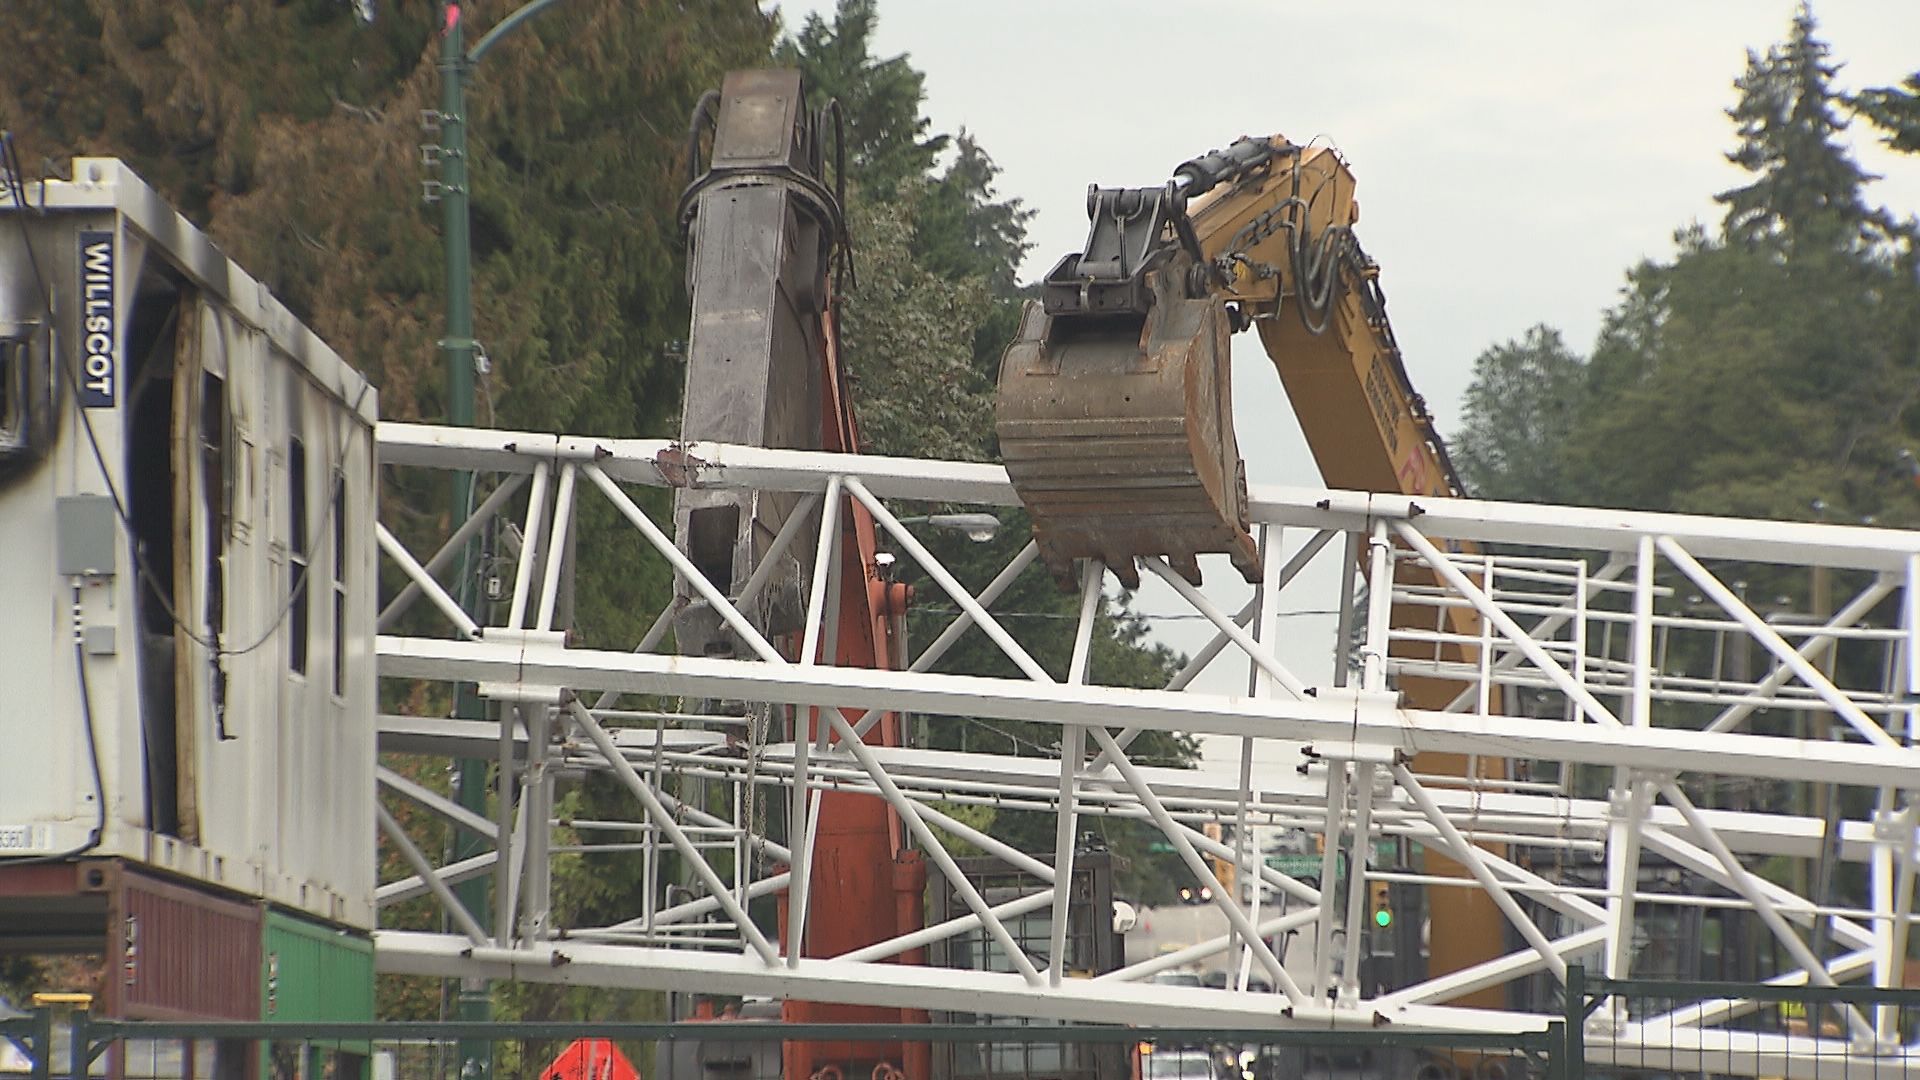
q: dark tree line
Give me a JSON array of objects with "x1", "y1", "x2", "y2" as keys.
[
  {"x1": 1453, "y1": 4, "x2": 1920, "y2": 526},
  {"x1": 0, "y1": 0, "x2": 1200, "y2": 1013}
]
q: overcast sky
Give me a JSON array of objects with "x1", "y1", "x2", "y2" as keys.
[{"x1": 770, "y1": 1, "x2": 1920, "y2": 726}]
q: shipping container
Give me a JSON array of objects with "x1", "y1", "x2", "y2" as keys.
[
  {"x1": 0, "y1": 158, "x2": 377, "y2": 932},
  {"x1": 259, "y1": 908, "x2": 372, "y2": 1080},
  {"x1": 106, "y1": 862, "x2": 264, "y2": 1022},
  {"x1": 260, "y1": 908, "x2": 373, "y2": 1022},
  {"x1": 0, "y1": 861, "x2": 262, "y2": 1080}
]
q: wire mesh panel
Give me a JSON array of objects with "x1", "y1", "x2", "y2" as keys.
[
  {"x1": 25, "y1": 1015, "x2": 1566, "y2": 1080},
  {"x1": 927, "y1": 854, "x2": 1127, "y2": 1080},
  {"x1": 1574, "y1": 967, "x2": 1920, "y2": 1080}
]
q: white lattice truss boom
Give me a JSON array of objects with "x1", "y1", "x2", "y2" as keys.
[{"x1": 373, "y1": 423, "x2": 1920, "y2": 1077}]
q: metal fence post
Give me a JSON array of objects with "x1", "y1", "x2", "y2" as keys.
[
  {"x1": 1564, "y1": 964, "x2": 1587, "y2": 1080},
  {"x1": 28, "y1": 1008, "x2": 51, "y2": 1080},
  {"x1": 66, "y1": 1011, "x2": 87, "y2": 1080},
  {"x1": 1543, "y1": 1022, "x2": 1567, "y2": 1080}
]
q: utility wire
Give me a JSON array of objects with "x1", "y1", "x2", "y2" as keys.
[{"x1": 5, "y1": 144, "x2": 369, "y2": 658}]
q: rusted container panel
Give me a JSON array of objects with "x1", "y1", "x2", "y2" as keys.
[{"x1": 104, "y1": 864, "x2": 263, "y2": 1021}]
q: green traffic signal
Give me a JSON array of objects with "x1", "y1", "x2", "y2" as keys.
[{"x1": 1373, "y1": 908, "x2": 1392, "y2": 928}]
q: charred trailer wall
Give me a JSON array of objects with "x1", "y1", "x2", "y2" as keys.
[{"x1": 0, "y1": 158, "x2": 377, "y2": 932}]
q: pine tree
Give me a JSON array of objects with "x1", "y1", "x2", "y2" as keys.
[
  {"x1": 1717, "y1": 4, "x2": 1901, "y2": 255},
  {"x1": 1853, "y1": 70, "x2": 1920, "y2": 156},
  {"x1": 775, "y1": 0, "x2": 944, "y2": 198}
]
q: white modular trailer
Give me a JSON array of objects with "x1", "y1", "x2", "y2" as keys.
[{"x1": 0, "y1": 158, "x2": 377, "y2": 929}]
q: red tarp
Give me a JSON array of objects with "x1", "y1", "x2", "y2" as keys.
[{"x1": 539, "y1": 1039, "x2": 641, "y2": 1080}]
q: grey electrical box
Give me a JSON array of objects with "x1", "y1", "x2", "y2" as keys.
[
  {"x1": 55, "y1": 495, "x2": 118, "y2": 577},
  {"x1": 83, "y1": 625, "x2": 116, "y2": 656}
]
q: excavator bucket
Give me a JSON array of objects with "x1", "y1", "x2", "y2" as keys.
[{"x1": 996, "y1": 266, "x2": 1258, "y2": 590}]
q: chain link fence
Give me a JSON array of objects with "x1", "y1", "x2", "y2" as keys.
[
  {"x1": 0, "y1": 1011, "x2": 1565, "y2": 1080},
  {"x1": 1567, "y1": 965, "x2": 1920, "y2": 1080}
]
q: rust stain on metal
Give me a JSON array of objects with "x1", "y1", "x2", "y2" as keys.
[{"x1": 655, "y1": 444, "x2": 710, "y2": 488}]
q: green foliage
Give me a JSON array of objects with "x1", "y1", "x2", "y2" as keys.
[
  {"x1": 775, "y1": 0, "x2": 945, "y2": 198},
  {"x1": 836, "y1": 181, "x2": 997, "y2": 462},
  {"x1": 1451, "y1": 325, "x2": 1588, "y2": 503},
  {"x1": 1456, "y1": 7, "x2": 1920, "y2": 527},
  {"x1": 1564, "y1": 232, "x2": 1920, "y2": 521},
  {"x1": 914, "y1": 132, "x2": 1035, "y2": 295},
  {"x1": 1716, "y1": 3, "x2": 1905, "y2": 255},
  {"x1": 1853, "y1": 70, "x2": 1920, "y2": 156}
]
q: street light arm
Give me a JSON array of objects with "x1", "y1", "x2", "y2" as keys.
[{"x1": 466, "y1": 0, "x2": 566, "y2": 64}]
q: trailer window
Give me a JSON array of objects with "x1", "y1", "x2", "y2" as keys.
[
  {"x1": 201, "y1": 371, "x2": 229, "y2": 736},
  {"x1": 332, "y1": 473, "x2": 346, "y2": 698},
  {"x1": 288, "y1": 435, "x2": 308, "y2": 677},
  {"x1": 0, "y1": 338, "x2": 18, "y2": 445}
]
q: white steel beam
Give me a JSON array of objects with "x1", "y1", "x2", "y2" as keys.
[
  {"x1": 1661, "y1": 538, "x2": 1902, "y2": 750},
  {"x1": 1087, "y1": 727, "x2": 1307, "y2": 1005},
  {"x1": 583, "y1": 464, "x2": 786, "y2": 665},
  {"x1": 1656, "y1": 781, "x2": 1874, "y2": 1042},
  {"x1": 1143, "y1": 556, "x2": 1313, "y2": 699},
  {"x1": 1394, "y1": 764, "x2": 1568, "y2": 983},
  {"x1": 564, "y1": 700, "x2": 781, "y2": 965},
  {"x1": 845, "y1": 475, "x2": 1053, "y2": 683},
  {"x1": 376, "y1": 851, "x2": 495, "y2": 907},
  {"x1": 533, "y1": 463, "x2": 577, "y2": 631},
  {"x1": 373, "y1": 929, "x2": 1553, "y2": 1034},
  {"x1": 378, "y1": 635, "x2": 1920, "y2": 788},
  {"x1": 375, "y1": 523, "x2": 481, "y2": 639},
  {"x1": 377, "y1": 804, "x2": 489, "y2": 946},
  {"x1": 1049, "y1": 558, "x2": 1101, "y2": 987},
  {"x1": 819, "y1": 708, "x2": 1044, "y2": 985},
  {"x1": 378, "y1": 472, "x2": 528, "y2": 630},
  {"x1": 506, "y1": 461, "x2": 552, "y2": 630},
  {"x1": 1701, "y1": 574, "x2": 1898, "y2": 735},
  {"x1": 851, "y1": 540, "x2": 1040, "y2": 740},
  {"x1": 377, "y1": 765, "x2": 498, "y2": 841},
  {"x1": 1377, "y1": 928, "x2": 1608, "y2": 1010},
  {"x1": 377, "y1": 424, "x2": 1920, "y2": 572},
  {"x1": 1394, "y1": 521, "x2": 1622, "y2": 728}
]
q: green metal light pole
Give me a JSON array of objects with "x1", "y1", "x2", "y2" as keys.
[{"x1": 434, "y1": 2, "x2": 564, "y2": 1071}]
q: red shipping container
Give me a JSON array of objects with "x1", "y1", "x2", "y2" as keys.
[{"x1": 101, "y1": 862, "x2": 264, "y2": 1021}]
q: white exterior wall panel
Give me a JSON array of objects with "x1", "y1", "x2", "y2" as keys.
[{"x1": 0, "y1": 160, "x2": 376, "y2": 929}]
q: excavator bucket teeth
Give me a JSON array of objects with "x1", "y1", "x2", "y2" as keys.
[{"x1": 995, "y1": 278, "x2": 1259, "y2": 590}]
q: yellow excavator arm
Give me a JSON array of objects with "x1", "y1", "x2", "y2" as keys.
[
  {"x1": 996, "y1": 136, "x2": 1464, "y2": 591},
  {"x1": 1183, "y1": 138, "x2": 1464, "y2": 501},
  {"x1": 996, "y1": 134, "x2": 1507, "y2": 1007}
]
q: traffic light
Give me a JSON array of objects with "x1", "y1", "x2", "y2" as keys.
[
  {"x1": 1369, "y1": 881, "x2": 1393, "y2": 930},
  {"x1": 1202, "y1": 823, "x2": 1237, "y2": 896}
]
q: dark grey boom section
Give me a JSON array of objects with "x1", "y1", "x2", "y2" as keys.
[{"x1": 671, "y1": 68, "x2": 844, "y2": 659}]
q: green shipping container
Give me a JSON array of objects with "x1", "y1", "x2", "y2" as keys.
[{"x1": 260, "y1": 908, "x2": 374, "y2": 1080}]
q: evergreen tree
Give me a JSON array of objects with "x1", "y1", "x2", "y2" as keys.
[
  {"x1": 1854, "y1": 70, "x2": 1920, "y2": 156},
  {"x1": 1559, "y1": 225, "x2": 1920, "y2": 522},
  {"x1": 1450, "y1": 325, "x2": 1588, "y2": 503},
  {"x1": 1717, "y1": 4, "x2": 1903, "y2": 255},
  {"x1": 775, "y1": 0, "x2": 943, "y2": 198},
  {"x1": 918, "y1": 132, "x2": 1038, "y2": 384},
  {"x1": 915, "y1": 131, "x2": 1034, "y2": 294},
  {"x1": 835, "y1": 181, "x2": 997, "y2": 462}
]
